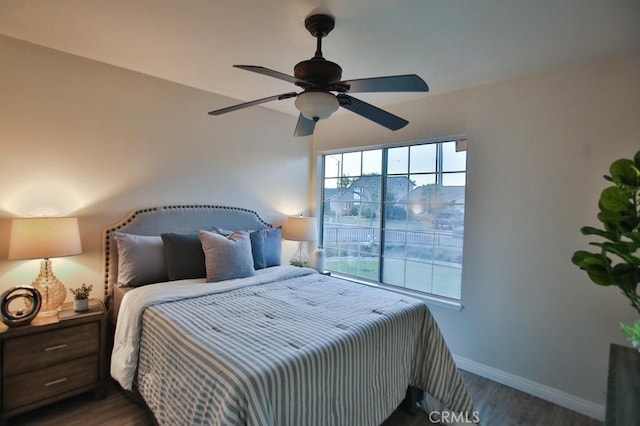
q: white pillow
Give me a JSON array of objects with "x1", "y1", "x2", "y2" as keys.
[{"x1": 198, "y1": 230, "x2": 255, "y2": 283}]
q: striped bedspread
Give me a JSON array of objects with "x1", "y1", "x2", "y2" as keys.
[{"x1": 112, "y1": 266, "x2": 473, "y2": 425}]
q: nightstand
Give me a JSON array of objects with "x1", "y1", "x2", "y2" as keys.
[{"x1": 0, "y1": 299, "x2": 107, "y2": 423}]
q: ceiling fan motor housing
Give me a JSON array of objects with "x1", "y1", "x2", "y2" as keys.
[{"x1": 294, "y1": 58, "x2": 342, "y2": 87}]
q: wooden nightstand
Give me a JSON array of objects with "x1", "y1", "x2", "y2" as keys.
[{"x1": 0, "y1": 299, "x2": 107, "y2": 423}]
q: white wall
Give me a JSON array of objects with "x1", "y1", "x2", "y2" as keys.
[
  {"x1": 0, "y1": 35, "x2": 312, "y2": 300},
  {"x1": 313, "y1": 51, "x2": 640, "y2": 418}
]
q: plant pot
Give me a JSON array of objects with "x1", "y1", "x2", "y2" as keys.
[{"x1": 74, "y1": 298, "x2": 89, "y2": 312}]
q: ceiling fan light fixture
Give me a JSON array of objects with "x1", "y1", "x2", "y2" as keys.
[{"x1": 295, "y1": 91, "x2": 339, "y2": 121}]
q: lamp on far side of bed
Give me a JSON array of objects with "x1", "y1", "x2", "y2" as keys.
[
  {"x1": 283, "y1": 216, "x2": 317, "y2": 267},
  {"x1": 8, "y1": 217, "x2": 83, "y2": 316}
]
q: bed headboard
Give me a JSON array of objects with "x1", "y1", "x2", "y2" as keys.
[{"x1": 103, "y1": 205, "x2": 272, "y2": 302}]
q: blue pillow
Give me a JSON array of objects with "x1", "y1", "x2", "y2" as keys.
[
  {"x1": 250, "y1": 227, "x2": 282, "y2": 270},
  {"x1": 161, "y1": 233, "x2": 206, "y2": 280}
]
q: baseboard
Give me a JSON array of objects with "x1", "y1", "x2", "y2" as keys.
[{"x1": 453, "y1": 355, "x2": 605, "y2": 422}]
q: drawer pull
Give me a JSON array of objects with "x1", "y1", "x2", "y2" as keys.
[
  {"x1": 44, "y1": 378, "x2": 67, "y2": 387},
  {"x1": 44, "y1": 344, "x2": 68, "y2": 352}
]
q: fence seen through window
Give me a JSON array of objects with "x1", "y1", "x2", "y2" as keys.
[{"x1": 321, "y1": 139, "x2": 466, "y2": 300}]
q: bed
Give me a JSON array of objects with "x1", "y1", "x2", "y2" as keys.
[{"x1": 105, "y1": 205, "x2": 474, "y2": 425}]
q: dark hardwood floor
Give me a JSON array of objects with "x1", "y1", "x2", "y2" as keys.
[{"x1": 8, "y1": 370, "x2": 602, "y2": 426}]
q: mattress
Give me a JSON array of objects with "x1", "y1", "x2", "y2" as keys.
[
  {"x1": 111, "y1": 266, "x2": 473, "y2": 425},
  {"x1": 109, "y1": 285, "x2": 132, "y2": 324}
]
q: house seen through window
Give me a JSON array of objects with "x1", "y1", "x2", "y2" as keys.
[{"x1": 321, "y1": 139, "x2": 467, "y2": 300}]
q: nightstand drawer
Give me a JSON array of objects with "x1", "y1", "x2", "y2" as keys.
[
  {"x1": 3, "y1": 354, "x2": 99, "y2": 411},
  {"x1": 3, "y1": 322, "x2": 99, "y2": 376}
]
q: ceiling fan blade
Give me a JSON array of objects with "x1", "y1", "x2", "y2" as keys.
[
  {"x1": 293, "y1": 114, "x2": 316, "y2": 137},
  {"x1": 208, "y1": 92, "x2": 297, "y2": 115},
  {"x1": 234, "y1": 65, "x2": 319, "y2": 88},
  {"x1": 335, "y1": 74, "x2": 429, "y2": 93},
  {"x1": 337, "y1": 94, "x2": 409, "y2": 131}
]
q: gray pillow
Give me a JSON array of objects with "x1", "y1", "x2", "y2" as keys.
[
  {"x1": 161, "y1": 233, "x2": 206, "y2": 281},
  {"x1": 198, "y1": 230, "x2": 255, "y2": 282},
  {"x1": 212, "y1": 226, "x2": 282, "y2": 270},
  {"x1": 250, "y1": 227, "x2": 282, "y2": 269},
  {"x1": 114, "y1": 233, "x2": 168, "y2": 287},
  {"x1": 210, "y1": 226, "x2": 233, "y2": 236}
]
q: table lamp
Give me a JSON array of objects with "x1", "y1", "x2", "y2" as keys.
[
  {"x1": 8, "y1": 217, "x2": 82, "y2": 316},
  {"x1": 283, "y1": 216, "x2": 317, "y2": 267}
]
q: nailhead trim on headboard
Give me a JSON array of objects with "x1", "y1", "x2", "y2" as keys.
[{"x1": 103, "y1": 205, "x2": 272, "y2": 298}]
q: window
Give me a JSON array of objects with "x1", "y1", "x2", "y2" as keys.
[{"x1": 321, "y1": 139, "x2": 466, "y2": 301}]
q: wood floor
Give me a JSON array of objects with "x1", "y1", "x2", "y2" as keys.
[{"x1": 7, "y1": 370, "x2": 602, "y2": 426}]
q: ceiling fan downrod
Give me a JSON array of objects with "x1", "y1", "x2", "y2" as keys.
[
  {"x1": 315, "y1": 34, "x2": 323, "y2": 59},
  {"x1": 305, "y1": 14, "x2": 334, "y2": 59}
]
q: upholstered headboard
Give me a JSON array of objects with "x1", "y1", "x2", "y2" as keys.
[{"x1": 102, "y1": 205, "x2": 272, "y2": 305}]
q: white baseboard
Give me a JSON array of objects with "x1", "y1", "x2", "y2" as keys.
[{"x1": 453, "y1": 355, "x2": 605, "y2": 422}]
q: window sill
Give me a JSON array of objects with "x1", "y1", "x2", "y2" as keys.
[{"x1": 329, "y1": 272, "x2": 463, "y2": 311}]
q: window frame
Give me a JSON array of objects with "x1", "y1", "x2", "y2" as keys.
[{"x1": 318, "y1": 135, "x2": 467, "y2": 309}]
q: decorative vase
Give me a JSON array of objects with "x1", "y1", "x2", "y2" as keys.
[
  {"x1": 74, "y1": 298, "x2": 89, "y2": 312},
  {"x1": 313, "y1": 246, "x2": 325, "y2": 273}
]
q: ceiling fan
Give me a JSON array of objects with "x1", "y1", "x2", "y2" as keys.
[{"x1": 208, "y1": 14, "x2": 429, "y2": 137}]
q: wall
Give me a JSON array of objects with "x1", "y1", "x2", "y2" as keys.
[
  {"x1": 313, "y1": 51, "x2": 640, "y2": 418},
  {"x1": 0, "y1": 35, "x2": 311, "y2": 300}
]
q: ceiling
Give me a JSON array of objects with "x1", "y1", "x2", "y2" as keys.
[{"x1": 1, "y1": 0, "x2": 639, "y2": 117}]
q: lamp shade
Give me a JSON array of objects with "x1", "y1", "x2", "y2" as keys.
[
  {"x1": 283, "y1": 216, "x2": 317, "y2": 242},
  {"x1": 294, "y1": 91, "x2": 339, "y2": 121},
  {"x1": 8, "y1": 217, "x2": 82, "y2": 260}
]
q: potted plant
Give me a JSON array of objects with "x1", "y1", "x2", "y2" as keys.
[
  {"x1": 69, "y1": 283, "x2": 93, "y2": 312},
  {"x1": 572, "y1": 150, "x2": 640, "y2": 350}
]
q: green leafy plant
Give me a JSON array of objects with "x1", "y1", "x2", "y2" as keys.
[
  {"x1": 289, "y1": 259, "x2": 309, "y2": 268},
  {"x1": 620, "y1": 320, "x2": 640, "y2": 350},
  {"x1": 69, "y1": 283, "x2": 93, "y2": 300},
  {"x1": 571, "y1": 150, "x2": 640, "y2": 346}
]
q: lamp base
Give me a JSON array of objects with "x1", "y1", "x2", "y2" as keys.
[
  {"x1": 32, "y1": 258, "x2": 67, "y2": 316},
  {"x1": 290, "y1": 242, "x2": 310, "y2": 268}
]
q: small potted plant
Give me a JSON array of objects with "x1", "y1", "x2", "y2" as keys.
[{"x1": 69, "y1": 283, "x2": 93, "y2": 312}]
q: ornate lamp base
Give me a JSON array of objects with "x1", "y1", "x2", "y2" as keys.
[{"x1": 32, "y1": 258, "x2": 67, "y2": 316}]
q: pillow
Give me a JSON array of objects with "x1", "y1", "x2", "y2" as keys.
[
  {"x1": 249, "y1": 227, "x2": 282, "y2": 270},
  {"x1": 212, "y1": 226, "x2": 282, "y2": 270},
  {"x1": 114, "y1": 233, "x2": 167, "y2": 287},
  {"x1": 161, "y1": 233, "x2": 206, "y2": 281},
  {"x1": 198, "y1": 230, "x2": 255, "y2": 282},
  {"x1": 210, "y1": 226, "x2": 233, "y2": 236}
]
